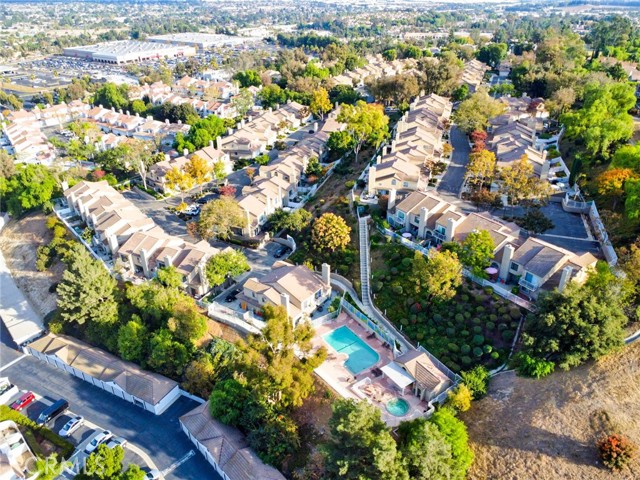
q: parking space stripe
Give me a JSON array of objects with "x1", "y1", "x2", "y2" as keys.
[{"x1": 0, "y1": 353, "x2": 25, "y2": 372}]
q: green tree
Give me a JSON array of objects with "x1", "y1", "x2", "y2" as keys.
[
  {"x1": 324, "y1": 399, "x2": 405, "y2": 480},
  {"x1": 459, "y1": 229, "x2": 495, "y2": 277},
  {"x1": 452, "y1": 88, "x2": 507, "y2": 134},
  {"x1": 117, "y1": 317, "x2": 147, "y2": 363},
  {"x1": 57, "y1": 247, "x2": 119, "y2": 327},
  {"x1": 147, "y1": 328, "x2": 191, "y2": 377},
  {"x1": 156, "y1": 265, "x2": 183, "y2": 288},
  {"x1": 423, "y1": 249, "x2": 463, "y2": 302},
  {"x1": 209, "y1": 378, "x2": 250, "y2": 427},
  {"x1": 231, "y1": 88, "x2": 255, "y2": 117},
  {"x1": 383, "y1": 48, "x2": 398, "y2": 61},
  {"x1": 241, "y1": 305, "x2": 327, "y2": 407},
  {"x1": 130, "y1": 99, "x2": 147, "y2": 115},
  {"x1": 233, "y1": 69, "x2": 262, "y2": 88},
  {"x1": 466, "y1": 149, "x2": 496, "y2": 187},
  {"x1": 80, "y1": 444, "x2": 124, "y2": 480},
  {"x1": 167, "y1": 300, "x2": 207, "y2": 343},
  {"x1": 205, "y1": 249, "x2": 250, "y2": 287},
  {"x1": 183, "y1": 354, "x2": 217, "y2": 398},
  {"x1": 561, "y1": 82, "x2": 636, "y2": 159},
  {"x1": 451, "y1": 84, "x2": 469, "y2": 102},
  {"x1": 337, "y1": 101, "x2": 389, "y2": 163},
  {"x1": 397, "y1": 418, "x2": 453, "y2": 480},
  {"x1": 311, "y1": 213, "x2": 351, "y2": 253},
  {"x1": 92, "y1": 82, "x2": 129, "y2": 110},
  {"x1": 258, "y1": 84, "x2": 288, "y2": 109},
  {"x1": 589, "y1": 15, "x2": 633, "y2": 59},
  {"x1": 447, "y1": 384, "x2": 473, "y2": 412},
  {"x1": 305, "y1": 156, "x2": 323, "y2": 177},
  {"x1": 625, "y1": 178, "x2": 640, "y2": 219},
  {"x1": 310, "y1": 87, "x2": 332, "y2": 119},
  {"x1": 460, "y1": 366, "x2": 491, "y2": 399},
  {"x1": 198, "y1": 196, "x2": 245, "y2": 240},
  {"x1": 522, "y1": 275, "x2": 628, "y2": 370},
  {"x1": 329, "y1": 85, "x2": 362, "y2": 105},
  {"x1": 418, "y1": 51, "x2": 463, "y2": 96},
  {"x1": 476, "y1": 43, "x2": 508, "y2": 68},
  {"x1": 120, "y1": 464, "x2": 146, "y2": 480},
  {"x1": 268, "y1": 208, "x2": 312, "y2": 233},
  {"x1": 429, "y1": 408, "x2": 474, "y2": 480},
  {"x1": 1, "y1": 164, "x2": 58, "y2": 216},
  {"x1": 327, "y1": 130, "x2": 356, "y2": 156},
  {"x1": 611, "y1": 144, "x2": 640, "y2": 172},
  {"x1": 30, "y1": 454, "x2": 70, "y2": 480}
]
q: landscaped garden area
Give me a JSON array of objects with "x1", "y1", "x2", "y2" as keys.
[{"x1": 370, "y1": 240, "x2": 525, "y2": 373}]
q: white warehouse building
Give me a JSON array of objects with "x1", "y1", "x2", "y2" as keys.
[{"x1": 62, "y1": 40, "x2": 196, "y2": 64}]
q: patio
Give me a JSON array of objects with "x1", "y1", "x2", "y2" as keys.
[{"x1": 313, "y1": 312, "x2": 431, "y2": 426}]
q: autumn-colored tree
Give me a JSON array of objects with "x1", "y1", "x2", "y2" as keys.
[
  {"x1": 185, "y1": 154, "x2": 212, "y2": 193},
  {"x1": 443, "y1": 143, "x2": 454, "y2": 158},
  {"x1": 337, "y1": 101, "x2": 389, "y2": 163},
  {"x1": 309, "y1": 87, "x2": 332, "y2": 120},
  {"x1": 311, "y1": 213, "x2": 351, "y2": 253},
  {"x1": 466, "y1": 149, "x2": 496, "y2": 187},
  {"x1": 597, "y1": 434, "x2": 637, "y2": 470},
  {"x1": 165, "y1": 167, "x2": 195, "y2": 203},
  {"x1": 219, "y1": 184, "x2": 237, "y2": 197},
  {"x1": 245, "y1": 167, "x2": 256, "y2": 184},
  {"x1": 595, "y1": 168, "x2": 637, "y2": 210},
  {"x1": 212, "y1": 160, "x2": 227, "y2": 182},
  {"x1": 499, "y1": 155, "x2": 551, "y2": 208}
]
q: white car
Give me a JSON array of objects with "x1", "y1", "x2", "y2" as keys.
[
  {"x1": 106, "y1": 436, "x2": 127, "y2": 449},
  {"x1": 85, "y1": 430, "x2": 112, "y2": 454},
  {"x1": 58, "y1": 416, "x2": 83, "y2": 438},
  {"x1": 145, "y1": 469, "x2": 162, "y2": 480}
]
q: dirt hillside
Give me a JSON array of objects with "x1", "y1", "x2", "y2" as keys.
[{"x1": 462, "y1": 343, "x2": 640, "y2": 480}]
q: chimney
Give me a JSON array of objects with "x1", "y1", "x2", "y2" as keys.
[
  {"x1": 368, "y1": 166, "x2": 376, "y2": 195},
  {"x1": 228, "y1": 128, "x2": 234, "y2": 135},
  {"x1": 165, "y1": 119, "x2": 170, "y2": 124},
  {"x1": 313, "y1": 122, "x2": 318, "y2": 133},
  {"x1": 99, "y1": 104, "x2": 104, "y2": 109},
  {"x1": 164, "y1": 153, "x2": 170, "y2": 161},
  {"x1": 376, "y1": 155, "x2": 382, "y2": 164},
  {"x1": 178, "y1": 120, "x2": 182, "y2": 125},
  {"x1": 418, "y1": 206, "x2": 429, "y2": 238},
  {"x1": 147, "y1": 115, "x2": 153, "y2": 120},
  {"x1": 119, "y1": 109, "x2": 123, "y2": 114},
  {"x1": 558, "y1": 266, "x2": 573, "y2": 292},
  {"x1": 240, "y1": 119, "x2": 245, "y2": 128},
  {"x1": 216, "y1": 136, "x2": 222, "y2": 150},
  {"x1": 499, "y1": 244, "x2": 515, "y2": 281},
  {"x1": 388, "y1": 188, "x2": 397, "y2": 211},
  {"x1": 209, "y1": 140, "x2": 214, "y2": 148},
  {"x1": 126, "y1": 110, "x2": 130, "y2": 116},
  {"x1": 322, "y1": 263, "x2": 331, "y2": 286},
  {"x1": 445, "y1": 217, "x2": 456, "y2": 242},
  {"x1": 136, "y1": 112, "x2": 140, "y2": 117},
  {"x1": 139, "y1": 248, "x2": 150, "y2": 277},
  {"x1": 280, "y1": 292, "x2": 290, "y2": 318},
  {"x1": 111, "y1": 107, "x2": 115, "y2": 112}
]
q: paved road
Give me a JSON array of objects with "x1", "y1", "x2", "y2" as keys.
[
  {"x1": 0, "y1": 344, "x2": 220, "y2": 480},
  {"x1": 437, "y1": 126, "x2": 471, "y2": 200}
]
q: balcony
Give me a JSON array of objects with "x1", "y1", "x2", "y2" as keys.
[
  {"x1": 433, "y1": 230, "x2": 446, "y2": 242},
  {"x1": 518, "y1": 277, "x2": 539, "y2": 292}
]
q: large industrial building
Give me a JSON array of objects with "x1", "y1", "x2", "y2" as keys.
[
  {"x1": 62, "y1": 40, "x2": 196, "y2": 64},
  {"x1": 147, "y1": 32, "x2": 261, "y2": 50}
]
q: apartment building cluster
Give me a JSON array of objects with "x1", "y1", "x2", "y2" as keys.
[
  {"x1": 462, "y1": 59, "x2": 489, "y2": 92},
  {"x1": 386, "y1": 189, "x2": 598, "y2": 299},
  {"x1": 0, "y1": 419, "x2": 37, "y2": 480},
  {"x1": 81, "y1": 104, "x2": 191, "y2": 149},
  {"x1": 488, "y1": 95, "x2": 551, "y2": 179},
  {"x1": 128, "y1": 77, "x2": 240, "y2": 119},
  {"x1": 368, "y1": 93, "x2": 453, "y2": 196},
  {"x1": 1, "y1": 100, "x2": 90, "y2": 164},
  {"x1": 332, "y1": 55, "x2": 420, "y2": 88},
  {"x1": 63, "y1": 180, "x2": 231, "y2": 296},
  {"x1": 234, "y1": 112, "x2": 344, "y2": 238},
  {"x1": 148, "y1": 143, "x2": 233, "y2": 193}
]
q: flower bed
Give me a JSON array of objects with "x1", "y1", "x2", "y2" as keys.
[{"x1": 371, "y1": 245, "x2": 523, "y2": 372}]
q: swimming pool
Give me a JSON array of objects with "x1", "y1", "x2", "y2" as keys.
[{"x1": 322, "y1": 325, "x2": 380, "y2": 374}]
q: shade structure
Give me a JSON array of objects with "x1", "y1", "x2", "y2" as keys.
[
  {"x1": 485, "y1": 267, "x2": 498, "y2": 275},
  {"x1": 381, "y1": 361, "x2": 415, "y2": 391}
]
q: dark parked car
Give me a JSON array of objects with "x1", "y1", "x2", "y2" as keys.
[
  {"x1": 36, "y1": 398, "x2": 69, "y2": 426},
  {"x1": 274, "y1": 247, "x2": 289, "y2": 258}
]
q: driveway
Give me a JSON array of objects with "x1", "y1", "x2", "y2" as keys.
[
  {"x1": 122, "y1": 189, "x2": 189, "y2": 238},
  {"x1": 437, "y1": 126, "x2": 471, "y2": 199},
  {"x1": 0, "y1": 344, "x2": 220, "y2": 480}
]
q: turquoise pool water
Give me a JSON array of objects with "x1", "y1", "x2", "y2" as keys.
[
  {"x1": 386, "y1": 398, "x2": 410, "y2": 416},
  {"x1": 322, "y1": 325, "x2": 380, "y2": 374}
]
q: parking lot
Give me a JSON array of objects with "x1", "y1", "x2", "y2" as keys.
[{"x1": 0, "y1": 343, "x2": 220, "y2": 480}]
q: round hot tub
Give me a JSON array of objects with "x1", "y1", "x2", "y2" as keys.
[{"x1": 386, "y1": 397, "x2": 410, "y2": 417}]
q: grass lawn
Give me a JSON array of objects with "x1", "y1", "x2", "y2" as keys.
[{"x1": 370, "y1": 240, "x2": 525, "y2": 373}]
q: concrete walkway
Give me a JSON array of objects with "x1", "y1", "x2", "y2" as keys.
[{"x1": 0, "y1": 249, "x2": 44, "y2": 345}]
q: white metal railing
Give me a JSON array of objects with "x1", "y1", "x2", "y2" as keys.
[{"x1": 518, "y1": 278, "x2": 539, "y2": 292}]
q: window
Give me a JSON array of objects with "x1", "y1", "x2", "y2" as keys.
[
  {"x1": 157, "y1": 262, "x2": 165, "y2": 269},
  {"x1": 403, "y1": 181, "x2": 409, "y2": 187},
  {"x1": 435, "y1": 225, "x2": 445, "y2": 234},
  {"x1": 397, "y1": 211, "x2": 405, "y2": 220},
  {"x1": 510, "y1": 262, "x2": 519, "y2": 271},
  {"x1": 391, "y1": 179, "x2": 397, "y2": 185},
  {"x1": 524, "y1": 272, "x2": 534, "y2": 283}
]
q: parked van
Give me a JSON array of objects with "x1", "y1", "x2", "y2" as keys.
[{"x1": 36, "y1": 399, "x2": 69, "y2": 426}]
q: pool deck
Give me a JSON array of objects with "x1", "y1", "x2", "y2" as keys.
[{"x1": 313, "y1": 312, "x2": 431, "y2": 426}]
